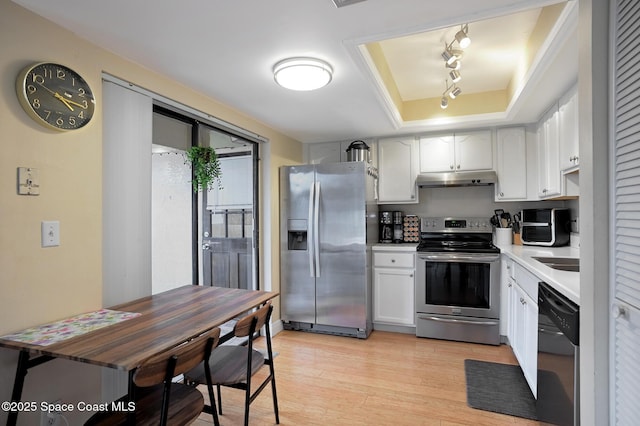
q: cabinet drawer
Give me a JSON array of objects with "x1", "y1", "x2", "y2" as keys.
[
  {"x1": 373, "y1": 252, "x2": 414, "y2": 268},
  {"x1": 513, "y1": 263, "x2": 539, "y2": 300}
]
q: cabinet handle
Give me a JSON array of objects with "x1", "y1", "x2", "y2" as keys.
[
  {"x1": 450, "y1": 165, "x2": 454, "y2": 170},
  {"x1": 456, "y1": 164, "x2": 461, "y2": 169},
  {"x1": 508, "y1": 283, "x2": 512, "y2": 287},
  {"x1": 409, "y1": 274, "x2": 414, "y2": 278},
  {"x1": 499, "y1": 192, "x2": 504, "y2": 197},
  {"x1": 391, "y1": 259, "x2": 396, "y2": 263},
  {"x1": 520, "y1": 297, "x2": 526, "y2": 305}
]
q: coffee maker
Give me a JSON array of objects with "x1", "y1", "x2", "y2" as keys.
[
  {"x1": 379, "y1": 212, "x2": 393, "y2": 243},
  {"x1": 392, "y1": 211, "x2": 403, "y2": 243}
]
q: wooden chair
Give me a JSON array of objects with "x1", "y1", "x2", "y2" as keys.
[
  {"x1": 186, "y1": 302, "x2": 279, "y2": 426},
  {"x1": 85, "y1": 327, "x2": 221, "y2": 426}
]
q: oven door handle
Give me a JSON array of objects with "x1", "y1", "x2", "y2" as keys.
[
  {"x1": 417, "y1": 253, "x2": 500, "y2": 263},
  {"x1": 417, "y1": 314, "x2": 499, "y2": 326}
]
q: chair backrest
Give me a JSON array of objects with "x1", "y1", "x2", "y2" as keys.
[
  {"x1": 233, "y1": 302, "x2": 273, "y2": 338},
  {"x1": 133, "y1": 327, "x2": 221, "y2": 387}
]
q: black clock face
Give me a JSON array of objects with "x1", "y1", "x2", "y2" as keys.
[{"x1": 17, "y1": 62, "x2": 95, "y2": 131}]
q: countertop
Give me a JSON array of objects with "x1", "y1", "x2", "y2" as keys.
[
  {"x1": 372, "y1": 241, "x2": 579, "y2": 304},
  {"x1": 372, "y1": 243, "x2": 417, "y2": 251},
  {"x1": 499, "y1": 243, "x2": 580, "y2": 305}
]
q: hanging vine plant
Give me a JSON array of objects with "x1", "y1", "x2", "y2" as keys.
[{"x1": 184, "y1": 146, "x2": 222, "y2": 192}]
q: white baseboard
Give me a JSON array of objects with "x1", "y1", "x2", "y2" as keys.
[{"x1": 270, "y1": 319, "x2": 284, "y2": 336}]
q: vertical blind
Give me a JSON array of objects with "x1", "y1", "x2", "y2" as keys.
[{"x1": 613, "y1": 0, "x2": 640, "y2": 424}]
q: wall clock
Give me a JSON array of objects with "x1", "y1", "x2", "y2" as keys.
[{"x1": 16, "y1": 62, "x2": 95, "y2": 131}]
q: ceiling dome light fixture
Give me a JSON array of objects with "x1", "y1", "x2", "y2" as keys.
[
  {"x1": 273, "y1": 57, "x2": 333, "y2": 91},
  {"x1": 455, "y1": 24, "x2": 471, "y2": 49}
]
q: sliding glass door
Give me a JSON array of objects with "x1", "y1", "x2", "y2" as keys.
[{"x1": 151, "y1": 108, "x2": 259, "y2": 292}]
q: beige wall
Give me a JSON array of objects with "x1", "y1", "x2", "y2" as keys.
[{"x1": 0, "y1": 1, "x2": 300, "y2": 423}]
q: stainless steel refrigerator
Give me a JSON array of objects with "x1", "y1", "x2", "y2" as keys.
[{"x1": 280, "y1": 161, "x2": 378, "y2": 338}]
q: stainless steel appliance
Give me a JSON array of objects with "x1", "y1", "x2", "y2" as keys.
[
  {"x1": 537, "y1": 281, "x2": 580, "y2": 426},
  {"x1": 415, "y1": 217, "x2": 501, "y2": 345},
  {"x1": 521, "y1": 208, "x2": 571, "y2": 246},
  {"x1": 280, "y1": 162, "x2": 378, "y2": 338},
  {"x1": 416, "y1": 170, "x2": 497, "y2": 187},
  {"x1": 345, "y1": 140, "x2": 370, "y2": 162},
  {"x1": 379, "y1": 211, "x2": 393, "y2": 243}
]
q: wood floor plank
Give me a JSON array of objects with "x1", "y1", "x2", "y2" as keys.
[{"x1": 193, "y1": 330, "x2": 541, "y2": 425}]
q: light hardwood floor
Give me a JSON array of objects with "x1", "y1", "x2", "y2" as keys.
[{"x1": 193, "y1": 330, "x2": 540, "y2": 426}]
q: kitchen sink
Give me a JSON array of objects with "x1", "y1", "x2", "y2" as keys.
[{"x1": 533, "y1": 256, "x2": 579, "y2": 272}]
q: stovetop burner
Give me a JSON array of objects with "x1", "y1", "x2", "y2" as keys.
[{"x1": 417, "y1": 216, "x2": 500, "y2": 254}]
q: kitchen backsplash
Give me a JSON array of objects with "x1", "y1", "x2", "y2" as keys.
[{"x1": 382, "y1": 185, "x2": 579, "y2": 234}]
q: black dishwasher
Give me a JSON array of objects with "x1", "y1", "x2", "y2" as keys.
[{"x1": 537, "y1": 281, "x2": 580, "y2": 426}]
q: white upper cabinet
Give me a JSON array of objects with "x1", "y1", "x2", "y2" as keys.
[
  {"x1": 495, "y1": 127, "x2": 527, "y2": 201},
  {"x1": 419, "y1": 130, "x2": 493, "y2": 173},
  {"x1": 558, "y1": 84, "x2": 579, "y2": 173},
  {"x1": 377, "y1": 137, "x2": 418, "y2": 204},
  {"x1": 306, "y1": 140, "x2": 378, "y2": 166},
  {"x1": 418, "y1": 134, "x2": 455, "y2": 172},
  {"x1": 307, "y1": 142, "x2": 342, "y2": 164},
  {"x1": 454, "y1": 131, "x2": 494, "y2": 171},
  {"x1": 537, "y1": 104, "x2": 562, "y2": 199}
]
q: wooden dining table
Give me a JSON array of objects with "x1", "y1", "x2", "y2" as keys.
[{"x1": 0, "y1": 285, "x2": 278, "y2": 425}]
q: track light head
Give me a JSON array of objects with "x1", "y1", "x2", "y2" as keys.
[
  {"x1": 449, "y1": 86, "x2": 462, "y2": 99},
  {"x1": 440, "y1": 96, "x2": 449, "y2": 109},
  {"x1": 446, "y1": 59, "x2": 461, "y2": 70},
  {"x1": 441, "y1": 47, "x2": 455, "y2": 63},
  {"x1": 455, "y1": 24, "x2": 471, "y2": 49},
  {"x1": 449, "y1": 70, "x2": 461, "y2": 83}
]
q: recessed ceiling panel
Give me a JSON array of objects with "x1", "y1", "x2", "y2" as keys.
[{"x1": 378, "y1": 8, "x2": 542, "y2": 101}]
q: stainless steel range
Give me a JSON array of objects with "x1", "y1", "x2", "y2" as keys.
[{"x1": 415, "y1": 217, "x2": 501, "y2": 345}]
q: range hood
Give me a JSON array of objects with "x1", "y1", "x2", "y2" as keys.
[{"x1": 416, "y1": 170, "x2": 497, "y2": 187}]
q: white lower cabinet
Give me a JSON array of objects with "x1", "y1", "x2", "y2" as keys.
[
  {"x1": 506, "y1": 260, "x2": 539, "y2": 396},
  {"x1": 510, "y1": 280, "x2": 538, "y2": 397},
  {"x1": 373, "y1": 250, "x2": 415, "y2": 326}
]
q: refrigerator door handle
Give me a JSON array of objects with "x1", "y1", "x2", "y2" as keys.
[
  {"x1": 314, "y1": 181, "x2": 321, "y2": 277},
  {"x1": 308, "y1": 181, "x2": 316, "y2": 278}
]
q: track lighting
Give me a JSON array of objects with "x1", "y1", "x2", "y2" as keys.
[
  {"x1": 441, "y1": 45, "x2": 455, "y2": 64},
  {"x1": 441, "y1": 79, "x2": 459, "y2": 107},
  {"x1": 440, "y1": 96, "x2": 448, "y2": 109},
  {"x1": 449, "y1": 86, "x2": 462, "y2": 99},
  {"x1": 438, "y1": 23, "x2": 470, "y2": 108},
  {"x1": 455, "y1": 24, "x2": 471, "y2": 49},
  {"x1": 446, "y1": 59, "x2": 461, "y2": 70},
  {"x1": 441, "y1": 44, "x2": 463, "y2": 65}
]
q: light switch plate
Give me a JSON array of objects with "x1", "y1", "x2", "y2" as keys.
[
  {"x1": 41, "y1": 221, "x2": 60, "y2": 247},
  {"x1": 17, "y1": 167, "x2": 40, "y2": 195}
]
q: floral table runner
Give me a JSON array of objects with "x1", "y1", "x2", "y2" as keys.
[{"x1": 0, "y1": 309, "x2": 141, "y2": 346}]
